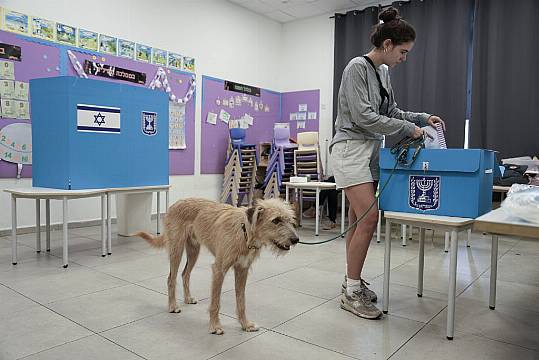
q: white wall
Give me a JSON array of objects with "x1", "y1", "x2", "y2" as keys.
[
  {"x1": 0, "y1": 0, "x2": 284, "y2": 230},
  {"x1": 280, "y1": 14, "x2": 335, "y2": 173}
]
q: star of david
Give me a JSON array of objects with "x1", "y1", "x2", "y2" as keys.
[{"x1": 94, "y1": 112, "x2": 106, "y2": 126}]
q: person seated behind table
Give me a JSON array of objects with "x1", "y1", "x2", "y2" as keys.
[{"x1": 303, "y1": 177, "x2": 338, "y2": 230}]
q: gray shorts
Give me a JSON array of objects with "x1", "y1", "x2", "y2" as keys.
[{"x1": 329, "y1": 139, "x2": 382, "y2": 189}]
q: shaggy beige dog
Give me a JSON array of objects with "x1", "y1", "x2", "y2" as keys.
[{"x1": 137, "y1": 197, "x2": 299, "y2": 335}]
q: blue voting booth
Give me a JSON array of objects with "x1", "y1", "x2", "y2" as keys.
[
  {"x1": 30, "y1": 76, "x2": 169, "y2": 190},
  {"x1": 379, "y1": 149, "x2": 495, "y2": 218}
]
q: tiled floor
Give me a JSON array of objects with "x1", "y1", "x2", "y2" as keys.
[{"x1": 0, "y1": 221, "x2": 538, "y2": 359}]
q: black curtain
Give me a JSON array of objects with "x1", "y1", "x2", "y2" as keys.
[
  {"x1": 388, "y1": 0, "x2": 473, "y2": 148},
  {"x1": 332, "y1": 7, "x2": 379, "y2": 133},
  {"x1": 470, "y1": 0, "x2": 539, "y2": 158}
]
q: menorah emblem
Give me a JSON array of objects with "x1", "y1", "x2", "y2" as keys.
[
  {"x1": 409, "y1": 175, "x2": 441, "y2": 211},
  {"x1": 416, "y1": 178, "x2": 434, "y2": 203}
]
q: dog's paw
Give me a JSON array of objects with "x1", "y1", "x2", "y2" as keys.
[
  {"x1": 209, "y1": 324, "x2": 224, "y2": 335},
  {"x1": 168, "y1": 306, "x2": 182, "y2": 313},
  {"x1": 242, "y1": 321, "x2": 259, "y2": 332},
  {"x1": 184, "y1": 296, "x2": 198, "y2": 304}
]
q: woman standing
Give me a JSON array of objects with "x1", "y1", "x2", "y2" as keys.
[{"x1": 330, "y1": 6, "x2": 445, "y2": 319}]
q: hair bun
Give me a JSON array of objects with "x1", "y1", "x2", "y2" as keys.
[{"x1": 379, "y1": 7, "x2": 400, "y2": 23}]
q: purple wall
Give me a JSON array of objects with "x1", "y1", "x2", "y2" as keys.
[
  {"x1": 281, "y1": 89, "x2": 320, "y2": 139},
  {"x1": 0, "y1": 30, "x2": 60, "y2": 178},
  {"x1": 69, "y1": 50, "x2": 195, "y2": 175},
  {"x1": 201, "y1": 76, "x2": 281, "y2": 174}
]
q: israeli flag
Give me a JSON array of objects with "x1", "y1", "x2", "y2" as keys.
[{"x1": 77, "y1": 104, "x2": 121, "y2": 133}]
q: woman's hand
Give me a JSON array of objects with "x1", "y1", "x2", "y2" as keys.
[
  {"x1": 411, "y1": 126, "x2": 424, "y2": 139},
  {"x1": 427, "y1": 116, "x2": 446, "y2": 131}
]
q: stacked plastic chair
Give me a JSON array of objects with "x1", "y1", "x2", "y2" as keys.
[
  {"x1": 220, "y1": 128, "x2": 258, "y2": 207},
  {"x1": 263, "y1": 125, "x2": 297, "y2": 199},
  {"x1": 293, "y1": 131, "x2": 321, "y2": 201}
]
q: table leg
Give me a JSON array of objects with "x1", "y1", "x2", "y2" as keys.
[
  {"x1": 341, "y1": 191, "x2": 346, "y2": 238},
  {"x1": 299, "y1": 190, "x2": 303, "y2": 222},
  {"x1": 376, "y1": 210, "x2": 381, "y2": 243},
  {"x1": 101, "y1": 194, "x2": 106, "y2": 257},
  {"x1": 285, "y1": 185, "x2": 289, "y2": 202},
  {"x1": 418, "y1": 228, "x2": 425, "y2": 297},
  {"x1": 401, "y1": 224, "x2": 407, "y2": 246},
  {"x1": 315, "y1": 188, "x2": 320, "y2": 236},
  {"x1": 107, "y1": 193, "x2": 112, "y2": 255},
  {"x1": 157, "y1": 191, "x2": 161, "y2": 235},
  {"x1": 46, "y1": 199, "x2": 51, "y2": 252},
  {"x1": 444, "y1": 232, "x2": 449, "y2": 252},
  {"x1": 466, "y1": 229, "x2": 471, "y2": 247},
  {"x1": 11, "y1": 195, "x2": 17, "y2": 265},
  {"x1": 489, "y1": 234, "x2": 499, "y2": 310},
  {"x1": 62, "y1": 197, "x2": 68, "y2": 268},
  {"x1": 447, "y1": 229, "x2": 458, "y2": 340},
  {"x1": 165, "y1": 190, "x2": 169, "y2": 212},
  {"x1": 383, "y1": 219, "x2": 391, "y2": 314},
  {"x1": 36, "y1": 199, "x2": 41, "y2": 253}
]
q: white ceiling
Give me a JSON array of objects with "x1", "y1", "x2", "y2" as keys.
[{"x1": 227, "y1": 0, "x2": 382, "y2": 23}]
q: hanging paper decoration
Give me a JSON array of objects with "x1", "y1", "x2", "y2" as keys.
[
  {"x1": 148, "y1": 67, "x2": 195, "y2": 104},
  {"x1": 67, "y1": 50, "x2": 88, "y2": 79}
]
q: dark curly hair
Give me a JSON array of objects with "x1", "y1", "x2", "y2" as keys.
[{"x1": 370, "y1": 7, "x2": 416, "y2": 48}]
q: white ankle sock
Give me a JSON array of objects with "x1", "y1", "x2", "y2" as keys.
[{"x1": 346, "y1": 278, "x2": 361, "y2": 297}]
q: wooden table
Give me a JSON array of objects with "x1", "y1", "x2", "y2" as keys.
[
  {"x1": 382, "y1": 211, "x2": 475, "y2": 340},
  {"x1": 473, "y1": 208, "x2": 539, "y2": 310},
  {"x1": 283, "y1": 181, "x2": 345, "y2": 236}
]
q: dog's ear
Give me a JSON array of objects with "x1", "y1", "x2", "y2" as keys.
[{"x1": 246, "y1": 204, "x2": 264, "y2": 226}]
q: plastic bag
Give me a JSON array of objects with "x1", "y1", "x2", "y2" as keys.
[{"x1": 501, "y1": 184, "x2": 539, "y2": 224}]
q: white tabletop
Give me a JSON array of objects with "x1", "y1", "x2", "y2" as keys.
[
  {"x1": 283, "y1": 181, "x2": 336, "y2": 190},
  {"x1": 106, "y1": 184, "x2": 171, "y2": 193},
  {"x1": 384, "y1": 211, "x2": 474, "y2": 227},
  {"x1": 493, "y1": 186, "x2": 511, "y2": 192},
  {"x1": 474, "y1": 208, "x2": 539, "y2": 239},
  {"x1": 4, "y1": 187, "x2": 106, "y2": 198}
]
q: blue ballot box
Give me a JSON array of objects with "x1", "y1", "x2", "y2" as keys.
[
  {"x1": 30, "y1": 76, "x2": 169, "y2": 190},
  {"x1": 379, "y1": 149, "x2": 495, "y2": 218}
]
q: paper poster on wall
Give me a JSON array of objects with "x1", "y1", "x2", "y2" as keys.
[
  {"x1": 289, "y1": 112, "x2": 297, "y2": 121},
  {"x1": 1, "y1": 60, "x2": 15, "y2": 79},
  {"x1": 14, "y1": 100, "x2": 29, "y2": 119},
  {"x1": 168, "y1": 52, "x2": 182, "y2": 69},
  {"x1": 136, "y1": 44, "x2": 152, "y2": 63},
  {"x1": 1, "y1": 99, "x2": 16, "y2": 118},
  {"x1": 169, "y1": 101, "x2": 186, "y2": 149},
  {"x1": 0, "y1": 80, "x2": 14, "y2": 98},
  {"x1": 307, "y1": 112, "x2": 317, "y2": 120},
  {"x1": 244, "y1": 113, "x2": 254, "y2": 126},
  {"x1": 78, "y1": 29, "x2": 98, "y2": 51},
  {"x1": 14, "y1": 81, "x2": 28, "y2": 101},
  {"x1": 297, "y1": 112, "x2": 307, "y2": 121},
  {"x1": 219, "y1": 109, "x2": 230, "y2": 124},
  {"x1": 3, "y1": 9, "x2": 29, "y2": 35},
  {"x1": 56, "y1": 23, "x2": 76, "y2": 46},
  {"x1": 118, "y1": 39, "x2": 135, "y2": 59},
  {"x1": 152, "y1": 48, "x2": 167, "y2": 66},
  {"x1": 183, "y1": 56, "x2": 195, "y2": 72},
  {"x1": 0, "y1": 43, "x2": 21, "y2": 61},
  {"x1": 297, "y1": 120, "x2": 306, "y2": 129},
  {"x1": 99, "y1": 35, "x2": 117, "y2": 55},
  {"x1": 31, "y1": 17, "x2": 55, "y2": 41},
  {"x1": 299, "y1": 104, "x2": 307, "y2": 112},
  {"x1": 0, "y1": 122, "x2": 32, "y2": 165},
  {"x1": 206, "y1": 112, "x2": 217, "y2": 125}
]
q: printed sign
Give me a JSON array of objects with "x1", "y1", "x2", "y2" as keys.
[
  {"x1": 83, "y1": 60, "x2": 146, "y2": 85},
  {"x1": 409, "y1": 175, "x2": 440, "y2": 211},
  {"x1": 141, "y1": 111, "x2": 157, "y2": 136},
  {"x1": 77, "y1": 104, "x2": 120, "y2": 133}
]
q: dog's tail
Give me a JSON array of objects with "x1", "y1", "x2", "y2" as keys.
[{"x1": 136, "y1": 231, "x2": 167, "y2": 248}]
